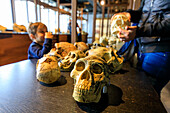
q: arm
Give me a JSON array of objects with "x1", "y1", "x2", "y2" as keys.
[
  {"x1": 126, "y1": 0, "x2": 144, "y2": 23},
  {"x1": 117, "y1": 18, "x2": 170, "y2": 42},
  {"x1": 136, "y1": 18, "x2": 170, "y2": 37},
  {"x1": 30, "y1": 39, "x2": 52, "y2": 58}
]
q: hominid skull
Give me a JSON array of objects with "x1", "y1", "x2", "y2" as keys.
[
  {"x1": 55, "y1": 42, "x2": 77, "y2": 57},
  {"x1": 111, "y1": 13, "x2": 130, "y2": 38},
  {"x1": 58, "y1": 50, "x2": 86, "y2": 71},
  {"x1": 86, "y1": 47, "x2": 113, "y2": 62},
  {"x1": 47, "y1": 48, "x2": 62, "y2": 60},
  {"x1": 99, "y1": 36, "x2": 109, "y2": 47},
  {"x1": 70, "y1": 55, "x2": 109, "y2": 103},
  {"x1": 74, "y1": 42, "x2": 89, "y2": 52},
  {"x1": 91, "y1": 39, "x2": 104, "y2": 49},
  {"x1": 86, "y1": 47, "x2": 124, "y2": 73},
  {"x1": 36, "y1": 55, "x2": 61, "y2": 84}
]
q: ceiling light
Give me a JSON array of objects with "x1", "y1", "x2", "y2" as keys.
[{"x1": 100, "y1": 0, "x2": 105, "y2": 6}]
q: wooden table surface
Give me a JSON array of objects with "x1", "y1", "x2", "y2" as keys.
[{"x1": 0, "y1": 59, "x2": 167, "y2": 113}]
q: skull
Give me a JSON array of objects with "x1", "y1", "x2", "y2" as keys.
[
  {"x1": 108, "y1": 36, "x2": 121, "y2": 49},
  {"x1": 86, "y1": 47, "x2": 124, "y2": 73},
  {"x1": 91, "y1": 39, "x2": 104, "y2": 49},
  {"x1": 107, "y1": 50, "x2": 124, "y2": 73},
  {"x1": 70, "y1": 55, "x2": 109, "y2": 103},
  {"x1": 111, "y1": 13, "x2": 130, "y2": 38},
  {"x1": 86, "y1": 47, "x2": 113, "y2": 62},
  {"x1": 58, "y1": 50, "x2": 86, "y2": 71},
  {"x1": 55, "y1": 42, "x2": 77, "y2": 57},
  {"x1": 36, "y1": 55, "x2": 61, "y2": 84},
  {"x1": 74, "y1": 42, "x2": 89, "y2": 52},
  {"x1": 47, "y1": 48, "x2": 62, "y2": 60},
  {"x1": 99, "y1": 36, "x2": 109, "y2": 47},
  {"x1": 13, "y1": 23, "x2": 27, "y2": 32}
]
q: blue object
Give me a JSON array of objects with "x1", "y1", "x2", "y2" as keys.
[{"x1": 137, "y1": 51, "x2": 170, "y2": 94}]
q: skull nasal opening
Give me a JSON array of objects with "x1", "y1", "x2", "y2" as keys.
[{"x1": 80, "y1": 70, "x2": 90, "y2": 80}]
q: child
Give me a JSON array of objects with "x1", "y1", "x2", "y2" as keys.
[{"x1": 27, "y1": 22, "x2": 53, "y2": 59}]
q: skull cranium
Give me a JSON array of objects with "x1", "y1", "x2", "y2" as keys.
[
  {"x1": 36, "y1": 55, "x2": 61, "y2": 84},
  {"x1": 74, "y1": 42, "x2": 89, "y2": 52},
  {"x1": 55, "y1": 42, "x2": 77, "y2": 57},
  {"x1": 111, "y1": 13, "x2": 130, "y2": 38},
  {"x1": 70, "y1": 55, "x2": 109, "y2": 103},
  {"x1": 86, "y1": 47, "x2": 124, "y2": 73}
]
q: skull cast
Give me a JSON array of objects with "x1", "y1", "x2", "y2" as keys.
[
  {"x1": 74, "y1": 42, "x2": 89, "y2": 52},
  {"x1": 70, "y1": 55, "x2": 109, "y2": 103},
  {"x1": 55, "y1": 42, "x2": 77, "y2": 57},
  {"x1": 99, "y1": 36, "x2": 109, "y2": 47},
  {"x1": 110, "y1": 13, "x2": 130, "y2": 38},
  {"x1": 47, "y1": 48, "x2": 62, "y2": 60},
  {"x1": 36, "y1": 55, "x2": 61, "y2": 84},
  {"x1": 91, "y1": 39, "x2": 104, "y2": 49},
  {"x1": 85, "y1": 47, "x2": 124, "y2": 73},
  {"x1": 58, "y1": 50, "x2": 86, "y2": 72}
]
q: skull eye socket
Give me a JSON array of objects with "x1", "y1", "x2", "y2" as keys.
[
  {"x1": 76, "y1": 61, "x2": 85, "y2": 71},
  {"x1": 68, "y1": 52, "x2": 71, "y2": 56},
  {"x1": 71, "y1": 54, "x2": 76, "y2": 58},
  {"x1": 108, "y1": 63, "x2": 115, "y2": 72},
  {"x1": 85, "y1": 51, "x2": 89, "y2": 56},
  {"x1": 103, "y1": 49, "x2": 107, "y2": 51},
  {"x1": 45, "y1": 58, "x2": 53, "y2": 63},
  {"x1": 91, "y1": 64, "x2": 102, "y2": 74}
]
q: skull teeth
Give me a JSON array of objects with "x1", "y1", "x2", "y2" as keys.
[{"x1": 74, "y1": 84, "x2": 93, "y2": 95}]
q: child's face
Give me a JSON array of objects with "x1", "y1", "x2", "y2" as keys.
[{"x1": 35, "y1": 26, "x2": 47, "y2": 43}]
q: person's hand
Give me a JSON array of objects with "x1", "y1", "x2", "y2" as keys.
[
  {"x1": 117, "y1": 26, "x2": 137, "y2": 42},
  {"x1": 45, "y1": 32, "x2": 53, "y2": 39}
]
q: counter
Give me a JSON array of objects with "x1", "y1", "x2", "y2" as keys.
[{"x1": 0, "y1": 59, "x2": 167, "y2": 113}]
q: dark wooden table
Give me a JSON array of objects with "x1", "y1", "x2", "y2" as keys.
[{"x1": 0, "y1": 59, "x2": 167, "y2": 113}]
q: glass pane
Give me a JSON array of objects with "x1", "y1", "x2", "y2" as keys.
[
  {"x1": 27, "y1": 1, "x2": 36, "y2": 23},
  {"x1": 15, "y1": 0, "x2": 28, "y2": 27},
  {"x1": 60, "y1": 14, "x2": 69, "y2": 33},
  {"x1": 49, "y1": 9, "x2": 56, "y2": 33},
  {"x1": 0, "y1": 0, "x2": 13, "y2": 29},
  {"x1": 41, "y1": 7, "x2": 49, "y2": 31}
]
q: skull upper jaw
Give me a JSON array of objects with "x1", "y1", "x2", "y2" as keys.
[
  {"x1": 59, "y1": 61, "x2": 75, "y2": 72},
  {"x1": 72, "y1": 82, "x2": 105, "y2": 103}
]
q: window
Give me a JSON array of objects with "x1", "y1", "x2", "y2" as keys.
[
  {"x1": 27, "y1": 1, "x2": 36, "y2": 23},
  {"x1": 15, "y1": 0, "x2": 28, "y2": 27},
  {"x1": 60, "y1": 14, "x2": 69, "y2": 33},
  {"x1": 0, "y1": 0, "x2": 13, "y2": 29}
]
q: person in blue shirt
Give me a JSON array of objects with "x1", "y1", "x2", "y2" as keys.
[
  {"x1": 67, "y1": 20, "x2": 82, "y2": 42},
  {"x1": 27, "y1": 22, "x2": 53, "y2": 59}
]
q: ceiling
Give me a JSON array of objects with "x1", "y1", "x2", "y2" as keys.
[{"x1": 54, "y1": 0, "x2": 129, "y2": 14}]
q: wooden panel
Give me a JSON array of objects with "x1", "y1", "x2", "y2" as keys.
[
  {"x1": 0, "y1": 34, "x2": 32, "y2": 66},
  {"x1": 59, "y1": 35, "x2": 68, "y2": 42},
  {"x1": 92, "y1": 0, "x2": 97, "y2": 42},
  {"x1": 82, "y1": 34, "x2": 87, "y2": 43}
]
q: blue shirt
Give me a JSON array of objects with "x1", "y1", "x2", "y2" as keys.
[{"x1": 28, "y1": 39, "x2": 52, "y2": 59}]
